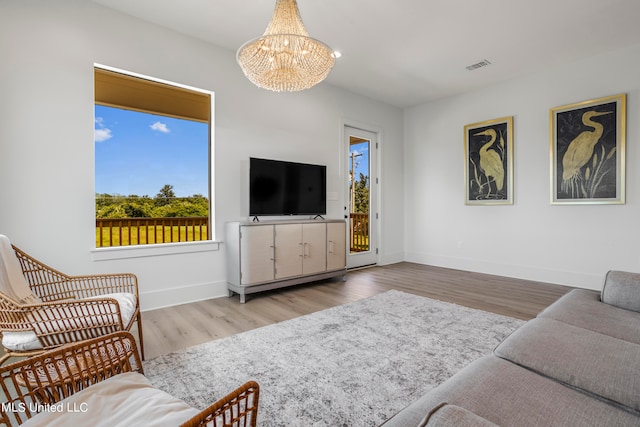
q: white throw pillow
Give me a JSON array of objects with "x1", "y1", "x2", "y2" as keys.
[{"x1": 2, "y1": 292, "x2": 137, "y2": 351}]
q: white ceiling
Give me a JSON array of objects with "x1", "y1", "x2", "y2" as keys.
[{"x1": 92, "y1": 0, "x2": 640, "y2": 108}]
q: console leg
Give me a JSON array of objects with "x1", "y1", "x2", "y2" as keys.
[{"x1": 240, "y1": 294, "x2": 246, "y2": 304}]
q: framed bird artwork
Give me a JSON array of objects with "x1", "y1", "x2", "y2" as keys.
[
  {"x1": 550, "y1": 94, "x2": 626, "y2": 204},
  {"x1": 464, "y1": 116, "x2": 514, "y2": 205}
]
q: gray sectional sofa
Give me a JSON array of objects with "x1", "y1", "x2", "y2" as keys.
[{"x1": 382, "y1": 270, "x2": 640, "y2": 426}]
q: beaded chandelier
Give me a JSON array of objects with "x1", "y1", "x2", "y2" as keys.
[{"x1": 236, "y1": 0, "x2": 336, "y2": 92}]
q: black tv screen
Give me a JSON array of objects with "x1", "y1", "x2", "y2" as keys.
[{"x1": 249, "y1": 157, "x2": 327, "y2": 216}]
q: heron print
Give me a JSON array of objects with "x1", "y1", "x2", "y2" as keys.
[
  {"x1": 465, "y1": 117, "x2": 513, "y2": 204},
  {"x1": 555, "y1": 100, "x2": 619, "y2": 200}
]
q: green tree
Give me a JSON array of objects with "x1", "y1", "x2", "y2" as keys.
[
  {"x1": 96, "y1": 186, "x2": 209, "y2": 219},
  {"x1": 155, "y1": 184, "x2": 175, "y2": 207},
  {"x1": 123, "y1": 202, "x2": 148, "y2": 218},
  {"x1": 352, "y1": 173, "x2": 369, "y2": 213},
  {"x1": 96, "y1": 203, "x2": 127, "y2": 218}
]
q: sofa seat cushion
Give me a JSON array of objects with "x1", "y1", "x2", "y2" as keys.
[
  {"x1": 420, "y1": 404, "x2": 499, "y2": 426},
  {"x1": 495, "y1": 317, "x2": 640, "y2": 413},
  {"x1": 381, "y1": 355, "x2": 640, "y2": 427},
  {"x1": 2, "y1": 292, "x2": 137, "y2": 351},
  {"x1": 538, "y1": 289, "x2": 640, "y2": 345},
  {"x1": 21, "y1": 372, "x2": 200, "y2": 427}
]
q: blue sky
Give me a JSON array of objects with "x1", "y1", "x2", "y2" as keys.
[
  {"x1": 95, "y1": 105, "x2": 209, "y2": 197},
  {"x1": 350, "y1": 141, "x2": 369, "y2": 180}
]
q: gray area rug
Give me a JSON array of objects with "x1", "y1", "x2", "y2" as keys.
[{"x1": 144, "y1": 290, "x2": 524, "y2": 426}]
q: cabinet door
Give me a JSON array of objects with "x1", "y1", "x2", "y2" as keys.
[
  {"x1": 302, "y1": 223, "x2": 327, "y2": 275},
  {"x1": 327, "y1": 222, "x2": 347, "y2": 271},
  {"x1": 274, "y1": 223, "x2": 303, "y2": 279},
  {"x1": 240, "y1": 225, "x2": 275, "y2": 285}
]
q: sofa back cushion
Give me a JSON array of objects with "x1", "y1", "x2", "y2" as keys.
[
  {"x1": 538, "y1": 289, "x2": 640, "y2": 345},
  {"x1": 602, "y1": 270, "x2": 640, "y2": 312},
  {"x1": 495, "y1": 317, "x2": 640, "y2": 413},
  {"x1": 380, "y1": 355, "x2": 640, "y2": 427}
]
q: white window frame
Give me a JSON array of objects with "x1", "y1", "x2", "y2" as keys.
[{"x1": 91, "y1": 64, "x2": 219, "y2": 261}]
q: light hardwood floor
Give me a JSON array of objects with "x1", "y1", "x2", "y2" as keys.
[{"x1": 141, "y1": 262, "x2": 572, "y2": 359}]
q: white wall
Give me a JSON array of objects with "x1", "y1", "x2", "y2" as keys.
[
  {"x1": 404, "y1": 43, "x2": 640, "y2": 290},
  {"x1": 0, "y1": 0, "x2": 404, "y2": 310}
]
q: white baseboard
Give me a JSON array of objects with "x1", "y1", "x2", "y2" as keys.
[
  {"x1": 379, "y1": 251, "x2": 405, "y2": 266},
  {"x1": 404, "y1": 251, "x2": 602, "y2": 291},
  {"x1": 140, "y1": 280, "x2": 229, "y2": 311},
  {"x1": 140, "y1": 252, "x2": 604, "y2": 312}
]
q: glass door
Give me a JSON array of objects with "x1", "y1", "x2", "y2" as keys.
[{"x1": 345, "y1": 126, "x2": 378, "y2": 268}]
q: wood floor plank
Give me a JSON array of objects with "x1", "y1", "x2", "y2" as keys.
[{"x1": 141, "y1": 262, "x2": 573, "y2": 358}]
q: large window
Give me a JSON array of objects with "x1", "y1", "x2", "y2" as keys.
[{"x1": 94, "y1": 67, "x2": 212, "y2": 248}]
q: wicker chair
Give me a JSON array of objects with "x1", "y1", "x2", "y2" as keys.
[
  {"x1": 0, "y1": 332, "x2": 260, "y2": 427},
  {"x1": 0, "y1": 235, "x2": 144, "y2": 364},
  {"x1": 180, "y1": 380, "x2": 260, "y2": 427}
]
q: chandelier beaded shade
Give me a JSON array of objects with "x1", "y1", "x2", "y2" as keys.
[{"x1": 236, "y1": 0, "x2": 335, "y2": 92}]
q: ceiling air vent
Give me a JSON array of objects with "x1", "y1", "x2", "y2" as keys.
[{"x1": 466, "y1": 59, "x2": 492, "y2": 71}]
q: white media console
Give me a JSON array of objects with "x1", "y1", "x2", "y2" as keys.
[{"x1": 225, "y1": 219, "x2": 347, "y2": 303}]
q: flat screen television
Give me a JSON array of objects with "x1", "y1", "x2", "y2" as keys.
[{"x1": 249, "y1": 157, "x2": 327, "y2": 217}]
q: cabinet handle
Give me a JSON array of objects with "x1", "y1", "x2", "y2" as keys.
[
  {"x1": 299, "y1": 242, "x2": 304, "y2": 257},
  {"x1": 303, "y1": 242, "x2": 310, "y2": 258},
  {"x1": 328, "y1": 240, "x2": 334, "y2": 254}
]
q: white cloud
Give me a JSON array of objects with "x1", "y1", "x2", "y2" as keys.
[
  {"x1": 94, "y1": 127, "x2": 112, "y2": 142},
  {"x1": 150, "y1": 121, "x2": 170, "y2": 133},
  {"x1": 94, "y1": 117, "x2": 112, "y2": 142}
]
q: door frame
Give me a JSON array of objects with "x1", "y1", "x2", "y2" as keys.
[{"x1": 340, "y1": 119, "x2": 382, "y2": 269}]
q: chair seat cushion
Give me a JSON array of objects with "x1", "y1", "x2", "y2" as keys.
[
  {"x1": 2, "y1": 292, "x2": 137, "y2": 351},
  {"x1": 20, "y1": 372, "x2": 200, "y2": 427}
]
